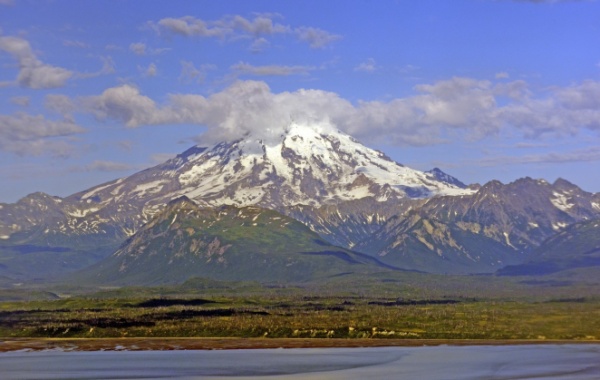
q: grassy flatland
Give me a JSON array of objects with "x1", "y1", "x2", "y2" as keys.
[
  {"x1": 1, "y1": 270, "x2": 599, "y2": 344},
  {"x1": 0, "y1": 295, "x2": 598, "y2": 341}
]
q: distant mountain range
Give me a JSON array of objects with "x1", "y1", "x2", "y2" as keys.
[{"x1": 1, "y1": 123, "x2": 599, "y2": 284}]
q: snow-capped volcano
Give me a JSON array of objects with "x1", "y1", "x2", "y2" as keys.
[
  {"x1": 3, "y1": 122, "x2": 600, "y2": 281},
  {"x1": 0, "y1": 123, "x2": 471, "y2": 246},
  {"x1": 78, "y1": 123, "x2": 471, "y2": 212}
]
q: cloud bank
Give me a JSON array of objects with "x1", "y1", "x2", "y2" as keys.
[{"x1": 80, "y1": 77, "x2": 600, "y2": 148}]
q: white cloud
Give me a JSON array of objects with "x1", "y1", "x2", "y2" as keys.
[
  {"x1": 44, "y1": 94, "x2": 75, "y2": 120},
  {"x1": 142, "y1": 63, "x2": 157, "y2": 77},
  {"x1": 118, "y1": 140, "x2": 133, "y2": 151},
  {"x1": 129, "y1": 42, "x2": 169, "y2": 56},
  {"x1": 515, "y1": 142, "x2": 550, "y2": 149},
  {"x1": 179, "y1": 61, "x2": 216, "y2": 84},
  {"x1": 82, "y1": 81, "x2": 350, "y2": 144},
  {"x1": 83, "y1": 160, "x2": 136, "y2": 172},
  {"x1": 0, "y1": 112, "x2": 84, "y2": 157},
  {"x1": 129, "y1": 42, "x2": 147, "y2": 55},
  {"x1": 154, "y1": 16, "x2": 228, "y2": 38},
  {"x1": 151, "y1": 14, "x2": 339, "y2": 49},
  {"x1": 494, "y1": 79, "x2": 530, "y2": 100},
  {"x1": 554, "y1": 80, "x2": 600, "y2": 109},
  {"x1": 231, "y1": 62, "x2": 314, "y2": 76},
  {"x1": 496, "y1": 81, "x2": 600, "y2": 138},
  {"x1": 0, "y1": 36, "x2": 73, "y2": 89},
  {"x1": 76, "y1": 56, "x2": 115, "y2": 79},
  {"x1": 153, "y1": 14, "x2": 289, "y2": 39},
  {"x1": 478, "y1": 146, "x2": 600, "y2": 166},
  {"x1": 82, "y1": 84, "x2": 164, "y2": 127},
  {"x1": 81, "y1": 77, "x2": 600, "y2": 148},
  {"x1": 295, "y1": 26, "x2": 341, "y2": 48},
  {"x1": 249, "y1": 37, "x2": 270, "y2": 53},
  {"x1": 354, "y1": 58, "x2": 377, "y2": 73},
  {"x1": 495, "y1": 72, "x2": 510, "y2": 79},
  {"x1": 227, "y1": 14, "x2": 290, "y2": 36}
]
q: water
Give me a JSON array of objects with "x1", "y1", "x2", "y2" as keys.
[{"x1": 1, "y1": 344, "x2": 599, "y2": 379}]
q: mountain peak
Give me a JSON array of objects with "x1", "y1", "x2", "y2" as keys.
[
  {"x1": 425, "y1": 168, "x2": 467, "y2": 189},
  {"x1": 174, "y1": 122, "x2": 475, "y2": 207},
  {"x1": 63, "y1": 123, "x2": 474, "y2": 213}
]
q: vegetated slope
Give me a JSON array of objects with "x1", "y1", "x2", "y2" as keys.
[
  {"x1": 355, "y1": 178, "x2": 600, "y2": 274},
  {"x1": 0, "y1": 194, "x2": 120, "y2": 281},
  {"x1": 74, "y1": 197, "x2": 395, "y2": 286},
  {"x1": 498, "y1": 217, "x2": 600, "y2": 276}
]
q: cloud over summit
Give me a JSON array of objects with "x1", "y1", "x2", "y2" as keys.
[{"x1": 80, "y1": 77, "x2": 600, "y2": 148}]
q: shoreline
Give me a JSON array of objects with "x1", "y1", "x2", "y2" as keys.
[{"x1": 1, "y1": 337, "x2": 599, "y2": 352}]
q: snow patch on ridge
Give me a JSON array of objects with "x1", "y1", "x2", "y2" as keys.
[
  {"x1": 68, "y1": 207, "x2": 99, "y2": 218},
  {"x1": 132, "y1": 180, "x2": 168, "y2": 197},
  {"x1": 551, "y1": 191, "x2": 574, "y2": 212}
]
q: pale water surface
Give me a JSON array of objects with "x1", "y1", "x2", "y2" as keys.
[{"x1": 1, "y1": 344, "x2": 599, "y2": 380}]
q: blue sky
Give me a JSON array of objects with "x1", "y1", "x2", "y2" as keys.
[{"x1": 1, "y1": 0, "x2": 600, "y2": 202}]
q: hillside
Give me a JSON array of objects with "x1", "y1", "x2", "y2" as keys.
[{"x1": 73, "y1": 197, "x2": 396, "y2": 285}]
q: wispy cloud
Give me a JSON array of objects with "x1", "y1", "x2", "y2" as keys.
[
  {"x1": 150, "y1": 153, "x2": 175, "y2": 164},
  {"x1": 294, "y1": 26, "x2": 341, "y2": 48},
  {"x1": 0, "y1": 113, "x2": 84, "y2": 157},
  {"x1": 478, "y1": 146, "x2": 600, "y2": 166},
  {"x1": 140, "y1": 62, "x2": 157, "y2": 77},
  {"x1": 151, "y1": 14, "x2": 289, "y2": 38},
  {"x1": 354, "y1": 58, "x2": 377, "y2": 73},
  {"x1": 179, "y1": 61, "x2": 216, "y2": 84},
  {"x1": 82, "y1": 160, "x2": 137, "y2": 172},
  {"x1": 231, "y1": 62, "x2": 314, "y2": 76},
  {"x1": 76, "y1": 56, "x2": 115, "y2": 79},
  {"x1": 150, "y1": 14, "x2": 340, "y2": 49},
  {"x1": 129, "y1": 42, "x2": 170, "y2": 56}
]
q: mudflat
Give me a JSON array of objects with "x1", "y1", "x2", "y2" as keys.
[{"x1": 1, "y1": 337, "x2": 598, "y2": 352}]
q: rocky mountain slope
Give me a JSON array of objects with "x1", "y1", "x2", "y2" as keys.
[
  {"x1": 498, "y1": 217, "x2": 600, "y2": 276},
  {"x1": 355, "y1": 178, "x2": 600, "y2": 273},
  {"x1": 1, "y1": 123, "x2": 600, "y2": 281},
  {"x1": 74, "y1": 197, "x2": 395, "y2": 285}
]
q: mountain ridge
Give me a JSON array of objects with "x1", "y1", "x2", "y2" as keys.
[
  {"x1": 1, "y1": 123, "x2": 600, "y2": 281},
  {"x1": 73, "y1": 196, "x2": 397, "y2": 285}
]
